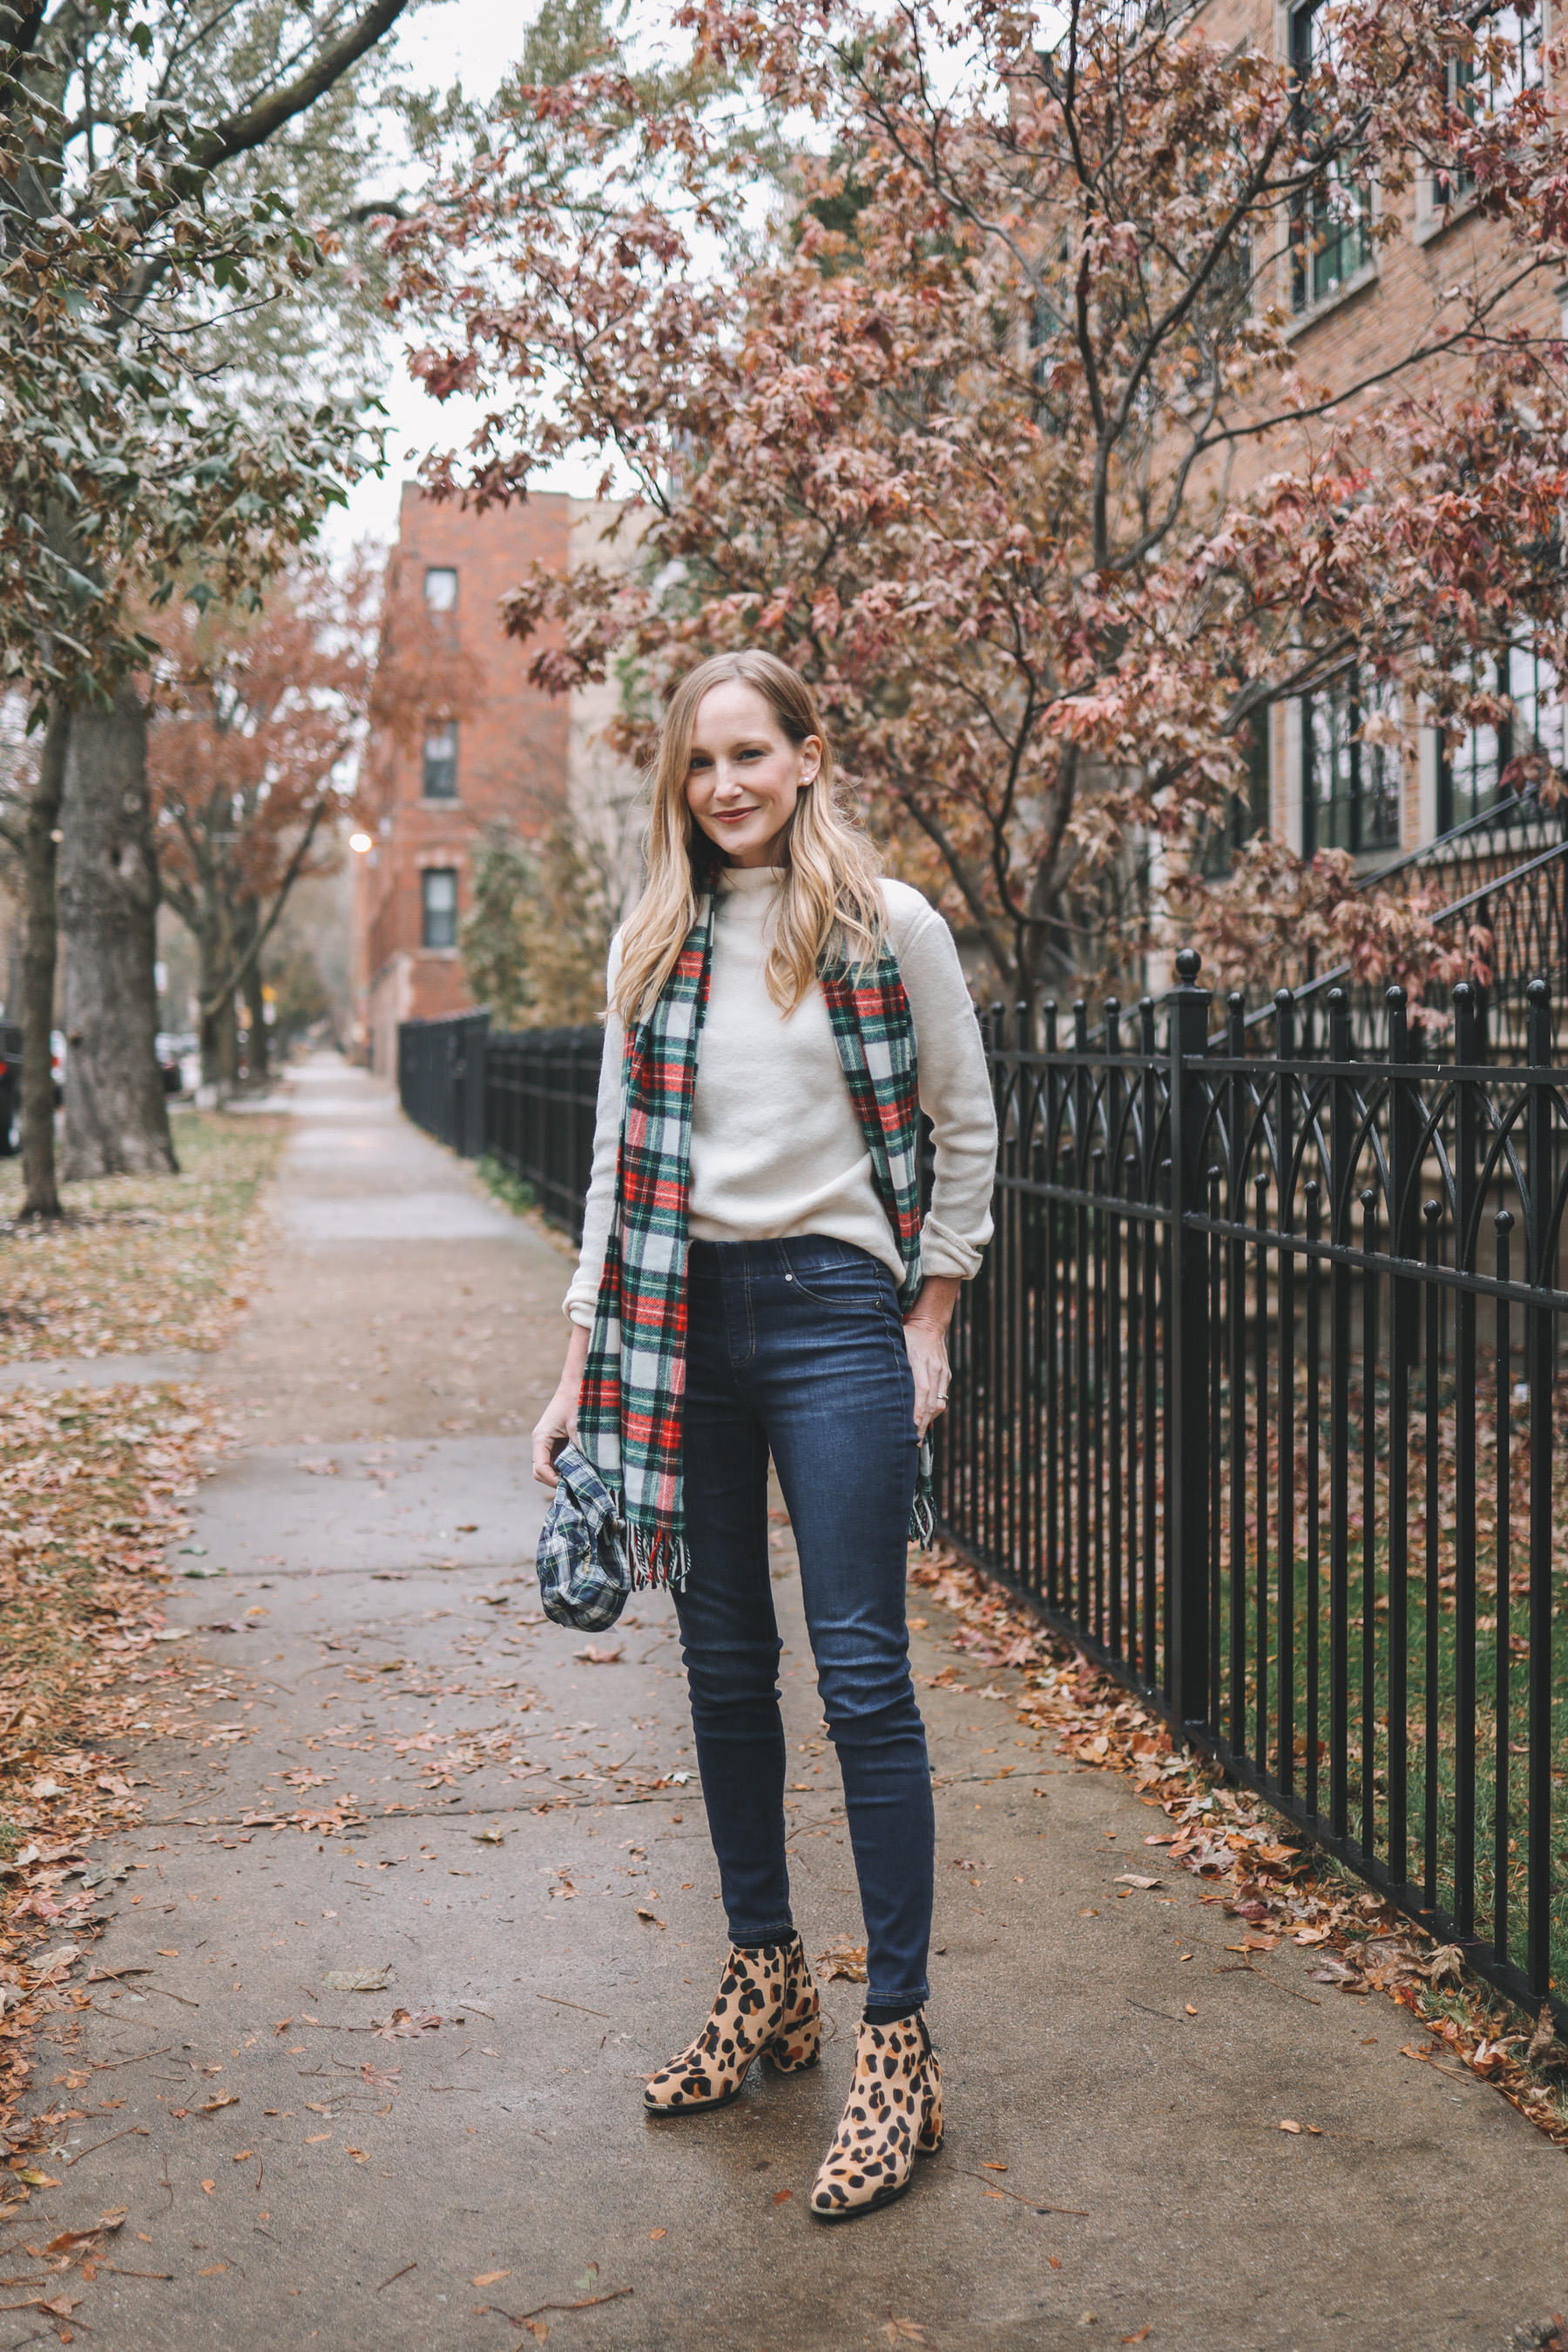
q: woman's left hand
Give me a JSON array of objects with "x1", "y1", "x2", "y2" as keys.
[{"x1": 903, "y1": 1276, "x2": 961, "y2": 1438}]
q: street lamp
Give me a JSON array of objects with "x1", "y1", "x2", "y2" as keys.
[{"x1": 349, "y1": 831, "x2": 373, "y2": 854}]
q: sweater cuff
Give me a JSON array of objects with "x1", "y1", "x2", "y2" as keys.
[{"x1": 918, "y1": 1211, "x2": 990, "y2": 1283}]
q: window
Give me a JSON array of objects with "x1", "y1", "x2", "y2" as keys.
[
  {"x1": 1436, "y1": 6, "x2": 1544, "y2": 207},
  {"x1": 1289, "y1": 0, "x2": 1375, "y2": 314},
  {"x1": 1200, "y1": 713, "x2": 1271, "y2": 876},
  {"x1": 1438, "y1": 637, "x2": 1564, "y2": 828},
  {"x1": 422, "y1": 868, "x2": 458, "y2": 950},
  {"x1": 422, "y1": 720, "x2": 458, "y2": 801},
  {"x1": 1302, "y1": 671, "x2": 1401, "y2": 856},
  {"x1": 424, "y1": 566, "x2": 457, "y2": 612},
  {"x1": 1508, "y1": 634, "x2": 1565, "y2": 772}
]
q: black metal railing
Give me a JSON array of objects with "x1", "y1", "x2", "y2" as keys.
[
  {"x1": 397, "y1": 1012, "x2": 490, "y2": 1161},
  {"x1": 484, "y1": 1026, "x2": 602, "y2": 1240},
  {"x1": 936, "y1": 958, "x2": 1567, "y2": 2024},
  {"x1": 1248, "y1": 787, "x2": 1568, "y2": 1056},
  {"x1": 398, "y1": 1014, "x2": 602, "y2": 1243}
]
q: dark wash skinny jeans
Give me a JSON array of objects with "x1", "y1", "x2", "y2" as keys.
[{"x1": 673, "y1": 1233, "x2": 935, "y2": 2016}]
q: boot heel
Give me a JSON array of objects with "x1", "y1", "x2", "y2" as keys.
[{"x1": 766, "y1": 2005, "x2": 822, "y2": 2074}]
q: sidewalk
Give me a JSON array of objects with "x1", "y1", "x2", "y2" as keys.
[{"x1": 4, "y1": 1053, "x2": 1565, "y2": 2352}]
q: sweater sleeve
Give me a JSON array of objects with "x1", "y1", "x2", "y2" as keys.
[
  {"x1": 884, "y1": 883, "x2": 997, "y2": 1282},
  {"x1": 562, "y1": 936, "x2": 626, "y2": 1328}
]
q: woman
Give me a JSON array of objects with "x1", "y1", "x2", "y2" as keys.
[{"x1": 532, "y1": 650, "x2": 997, "y2": 2220}]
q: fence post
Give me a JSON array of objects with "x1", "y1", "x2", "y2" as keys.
[
  {"x1": 1524, "y1": 976, "x2": 1554, "y2": 1994},
  {"x1": 1166, "y1": 946, "x2": 1213, "y2": 1740}
]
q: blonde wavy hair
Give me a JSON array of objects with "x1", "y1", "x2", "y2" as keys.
[{"x1": 613, "y1": 651, "x2": 886, "y2": 1024}]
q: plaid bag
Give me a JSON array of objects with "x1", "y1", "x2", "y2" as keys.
[
  {"x1": 578, "y1": 896, "x2": 934, "y2": 1592},
  {"x1": 536, "y1": 1441, "x2": 629, "y2": 1631}
]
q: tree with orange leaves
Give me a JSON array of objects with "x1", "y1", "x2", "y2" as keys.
[
  {"x1": 389, "y1": 0, "x2": 1568, "y2": 1017},
  {"x1": 150, "y1": 558, "x2": 476, "y2": 1088}
]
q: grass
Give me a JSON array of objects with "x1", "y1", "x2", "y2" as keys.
[
  {"x1": 475, "y1": 1152, "x2": 537, "y2": 1218},
  {"x1": 1215, "y1": 1357, "x2": 1568, "y2": 1996},
  {"x1": 0, "y1": 1109, "x2": 284, "y2": 1361}
]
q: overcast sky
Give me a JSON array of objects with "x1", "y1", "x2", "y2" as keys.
[{"x1": 330, "y1": 0, "x2": 604, "y2": 555}]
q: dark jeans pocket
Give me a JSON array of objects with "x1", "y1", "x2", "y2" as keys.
[{"x1": 784, "y1": 1248, "x2": 894, "y2": 1314}]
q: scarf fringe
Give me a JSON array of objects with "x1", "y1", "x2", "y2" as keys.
[
  {"x1": 622, "y1": 1519, "x2": 691, "y2": 1594},
  {"x1": 909, "y1": 1490, "x2": 936, "y2": 1550}
]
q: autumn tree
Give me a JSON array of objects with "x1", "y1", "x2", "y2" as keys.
[
  {"x1": 460, "y1": 818, "x2": 619, "y2": 1030},
  {"x1": 389, "y1": 0, "x2": 1568, "y2": 1017},
  {"x1": 0, "y1": 0, "x2": 416, "y2": 1211}
]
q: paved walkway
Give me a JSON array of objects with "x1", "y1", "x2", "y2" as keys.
[{"x1": 5, "y1": 1054, "x2": 1566, "y2": 2351}]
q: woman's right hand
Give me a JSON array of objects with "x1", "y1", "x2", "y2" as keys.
[{"x1": 532, "y1": 1324, "x2": 591, "y2": 1489}]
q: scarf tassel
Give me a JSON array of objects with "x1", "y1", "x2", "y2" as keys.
[{"x1": 622, "y1": 1519, "x2": 691, "y2": 1595}]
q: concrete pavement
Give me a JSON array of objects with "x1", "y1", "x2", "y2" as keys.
[{"x1": 3, "y1": 1053, "x2": 1565, "y2": 2352}]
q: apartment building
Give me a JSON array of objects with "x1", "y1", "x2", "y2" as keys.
[
  {"x1": 351, "y1": 487, "x2": 640, "y2": 1075},
  {"x1": 1206, "y1": 0, "x2": 1563, "y2": 870}
]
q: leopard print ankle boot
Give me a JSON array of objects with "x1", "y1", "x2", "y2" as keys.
[
  {"x1": 643, "y1": 1934, "x2": 821, "y2": 2113},
  {"x1": 808, "y1": 2011, "x2": 943, "y2": 2219}
]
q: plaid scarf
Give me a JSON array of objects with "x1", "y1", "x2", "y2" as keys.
[{"x1": 580, "y1": 891, "x2": 934, "y2": 1592}]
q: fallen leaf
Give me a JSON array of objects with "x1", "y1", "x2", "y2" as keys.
[
  {"x1": 233, "y1": 2150, "x2": 253, "y2": 2163},
  {"x1": 773, "y1": 2188, "x2": 792, "y2": 2205},
  {"x1": 156, "y1": 1950, "x2": 179, "y2": 1959},
  {"x1": 1113, "y1": 1875, "x2": 1161, "y2": 1889},
  {"x1": 1049, "y1": 2256, "x2": 1062, "y2": 2270},
  {"x1": 524, "y1": 2325, "x2": 548, "y2": 2343},
  {"x1": 13, "y1": 2171, "x2": 61, "y2": 2188},
  {"x1": 199, "y1": 2093, "x2": 239, "y2": 2115},
  {"x1": 1122, "y1": 2329, "x2": 1152, "y2": 2344},
  {"x1": 814, "y1": 1936, "x2": 868, "y2": 1984},
  {"x1": 322, "y1": 1969, "x2": 390, "y2": 1993},
  {"x1": 345, "y1": 2148, "x2": 369, "y2": 2164},
  {"x1": 1527, "y1": 1997, "x2": 1558, "y2": 2065},
  {"x1": 1279, "y1": 2119, "x2": 1302, "y2": 2134},
  {"x1": 473, "y1": 2271, "x2": 511, "y2": 2288},
  {"x1": 371, "y1": 2008, "x2": 440, "y2": 2040},
  {"x1": 95, "y1": 1775, "x2": 133, "y2": 1798},
  {"x1": 882, "y1": 2325, "x2": 928, "y2": 2346},
  {"x1": 981, "y1": 2160, "x2": 1008, "y2": 2172},
  {"x1": 305, "y1": 2134, "x2": 331, "y2": 2145},
  {"x1": 648, "y1": 2229, "x2": 666, "y2": 2241},
  {"x1": 197, "y1": 2263, "x2": 226, "y2": 2276},
  {"x1": 1185, "y1": 2006, "x2": 1197, "y2": 2017},
  {"x1": 574, "y1": 1645, "x2": 622, "y2": 1666},
  {"x1": 470, "y1": 1826, "x2": 504, "y2": 1845},
  {"x1": 634, "y1": 1908, "x2": 666, "y2": 1930},
  {"x1": 199, "y1": 2180, "x2": 214, "y2": 2195}
]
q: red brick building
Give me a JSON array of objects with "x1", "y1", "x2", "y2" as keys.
[
  {"x1": 352, "y1": 486, "x2": 581, "y2": 1075},
  {"x1": 1206, "y1": 0, "x2": 1564, "y2": 868}
]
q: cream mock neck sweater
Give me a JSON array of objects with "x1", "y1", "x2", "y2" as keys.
[{"x1": 563, "y1": 868, "x2": 997, "y2": 1326}]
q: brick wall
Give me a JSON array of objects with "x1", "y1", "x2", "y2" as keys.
[{"x1": 353, "y1": 487, "x2": 574, "y2": 1072}]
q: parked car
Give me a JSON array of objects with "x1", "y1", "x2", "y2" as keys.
[
  {"x1": 0, "y1": 1021, "x2": 18, "y2": 1155},
  {"x1": 154, "y1": 1031, "x2": 195, "y2": 1096}
]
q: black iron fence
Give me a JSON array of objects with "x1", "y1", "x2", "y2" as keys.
[
  {"x1": 398, "y1": 1014, "x2": 601, "y2": 1242},
  {"x1": 937, "y1": 957, "x2": 1568, "y2": 2022},
  {"x1": 398, "y1": 1012, "x2": 491, "y2": 1162},
  {"x1": 484, "y1": 1027, "x2": 603, "y2": 1237}
]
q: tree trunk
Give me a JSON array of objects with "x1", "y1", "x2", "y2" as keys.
[
  {"x1": 57, "y1": 682, "x2": 178, "y2": 1179},
  {"x1": 20, "y1": 704, "x2": 70, "y2": 1220},
  {"x1": 197, "y1": 904, "x2": 239, "y2": 1092}
]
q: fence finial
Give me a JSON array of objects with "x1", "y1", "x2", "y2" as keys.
[{"x1": 1174, "y1": 947, "x2": 1201, "y2": 986}]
